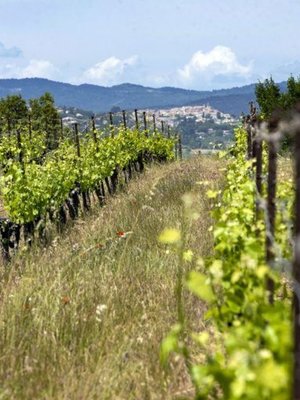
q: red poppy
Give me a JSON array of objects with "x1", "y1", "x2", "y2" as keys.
[{"x1": 116, "y1": 231, "x2": 126, "y2": 238}]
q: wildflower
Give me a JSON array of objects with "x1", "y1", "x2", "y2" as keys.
[
  {"x1": 72, "y1": 243, "x2": 80, "y2": 252},
  {"x1": 158, "y1": 228, "x2": 181, "y2": 244},
  {"x1": 117, "y1": 231, "x2": 126, "y2": 238},
  {"x1": 96, "y1": 304, "x2": 107, "y2": 322},
  {"x1": 96, "y1": 304, "x2": 107, "y2": 314},
  {"x1": 116, "y1": 231, "x2": 133, "y2": 238}
]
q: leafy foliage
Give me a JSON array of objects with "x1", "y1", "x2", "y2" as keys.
[
  {"x1": 0, "y1": 124, "x2": 174, "y2": 224},
  {"x1": 29, "y1": 92, "x2": 61, "y2": 149},
  {"x1": 161, "y1": 127, "x2": 293, "y2": 399},
  {"x1": 0, "y1": 92, "x2": 61, "y2": 151},
  {"x1": 255, "y1": 76, "x2": 300, "y2": 118}
]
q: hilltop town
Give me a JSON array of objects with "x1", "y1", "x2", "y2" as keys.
[{"x1": 59, "y1": 104, "x2": 239, "y2": 150}]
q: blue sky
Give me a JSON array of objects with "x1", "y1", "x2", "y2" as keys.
[{"x1": 0, "y1": 0, "x2": 299, "y2": 90}]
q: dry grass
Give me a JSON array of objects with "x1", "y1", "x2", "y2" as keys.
[
  {"x1": 277, "y1": 155, "x2": 293, "y2": 182},
  {"x1": 0, "y1": 156, "x2": 225, "y2": 400},
  {"x1": 0, "y1": 198, "x2": 7, "y2": 218}
]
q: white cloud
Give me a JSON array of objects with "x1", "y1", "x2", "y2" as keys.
[
  {"x1": 82, "y1": 55, "x2": 138, "y2": 85},
  {"x1": 0, "y1": 59, "x2": 59, "y2": 80},
  {"x1": 18, "y1": 59, "x2": 58, "y2": 79},
  {"x1": 0, "y1": 63, "x2": 17, "y2": 78},
  {"x1": 178, "y1": 46, "x2": 252, "y2": 85}
]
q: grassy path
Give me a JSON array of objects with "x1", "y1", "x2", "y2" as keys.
[{"x1": 0, "y1": 156, "x2": 224, "y2": 400}]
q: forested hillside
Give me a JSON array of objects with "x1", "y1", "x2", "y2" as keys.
[{"x1": 0, "y1": 78, "x2": 287, "y2": 115}]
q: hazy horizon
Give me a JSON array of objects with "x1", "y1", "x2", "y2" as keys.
[{"x1": 0, "y1": 76, "x2": 288, "y2": 92}]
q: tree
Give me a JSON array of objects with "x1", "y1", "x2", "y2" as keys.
[
  {"x1": 30, "y1": 92, "x2": 60, "y2": 149},
  {"x1": 256, "y1": 76, "x2": 300, "y2": 118},
  {"x1": 0, "y1": 95, "x2": 28, "y2": 131},
  {"x1": 286, "y1": 76, "x2": 300, "y2": 109},
  {"x1": 255, "y1": 77, "x2": 281, "y2": 118},
  {"x1": 255, "y1": 76, "x2": 300, "y2": 151}
]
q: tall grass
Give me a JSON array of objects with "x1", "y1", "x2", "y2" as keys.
[{"x1": 0, "y1": 156, "x2": 224, "y2": 399}]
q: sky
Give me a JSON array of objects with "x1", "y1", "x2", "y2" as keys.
[{"x1": 0, "y1": 0, "x2": 299, "y2": 90}]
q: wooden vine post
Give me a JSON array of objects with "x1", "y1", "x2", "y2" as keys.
[
  {"x1": 265, "y1": 128, "x2": 278, "y2": 304},
  {"x1": 16, "y1": 129, "x2": 23, "y2": 167},
  {"x1": 92, "y1": 114, "x2": 105, "y2": 206},
  {"x1": 74, "y1": 123, "x2": 81, "y2": 158},
  {"x1": 178, "y1": 134, "x2": 183, "y2": 160},
  {"x1": 254, "y1": 134, "x2": 263, "y2": 220},
  {"x1": 0, "y1": 218, "x2": 10, "y2": 263},
  {"x1": 109, "y1": 112, "x2": 114, "y2": 137},
  {"x1": 74, "y1": 123, "x2": 89, "y2": 211},
  {"x1": 246, "y1": 120, "x2": 252, "y2": 159},
  {"x1": 167, "y1": 125, "x2": 171, "y2": 139},
  {"x1": 134, "y1": 109, "x2": 139, "y2": 130},
  {"x1": 293, "y1": 113, "x2": 300, "y2": 400},
  {"x1": 143, "y1": 111, "x2": 148, "y2": 137},
  {"x1": 152, "y1": 114, "x2": 156, "y2": 133},
  {"x1": 15, "y1": 125, "x2": 36, "y2": 246},
  {"x1": 122, "y1": 110, "x2": 127, "y2": 130},
  {"x1": 91, "y1": 115, "x2": 98, "y2": 147},
  {"x1": 109, "y1": 113, "x2": 119, "y2": 192},
  {"x1": 250, "y1": 105, "x2": 262, "y2": 220},
  {"x1": 135, "y1": 110, "x2": 144, "y2": 172},
  {"x1": 0, "y1": 219, "x2": 20, "y2": 263},
  {"x1": 161, "y1": 121, "x2": 165, "y2": 135}
]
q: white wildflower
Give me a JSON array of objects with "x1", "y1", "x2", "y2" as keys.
[{"x1": 96, "y1": 304, "x2": 108, "y2": 322}]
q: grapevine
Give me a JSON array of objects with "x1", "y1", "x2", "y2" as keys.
[{"x1": 161, "y1": 126, "x2": 293, "y2": 399}]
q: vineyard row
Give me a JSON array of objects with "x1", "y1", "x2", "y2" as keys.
[
  {"x1": 161, "y1": 108, "x2": 300, "y2": 399},
  {"x1": 0, "y1": 116, "x2": 179, "y2": 262}
]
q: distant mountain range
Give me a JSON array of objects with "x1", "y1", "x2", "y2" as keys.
[{"x1": 0, "y1": 78, "x2": 287, "y2": 116}]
